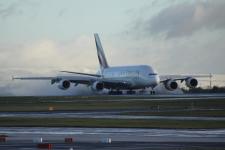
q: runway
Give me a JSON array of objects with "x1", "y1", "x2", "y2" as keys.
[
  {"x1": 0, "y1": 94, "x2": 225, "y2": 149},
  {"x1": 2, "y1": 127, "x2": 225, "y2": 142},
  {"x1": 0, "y1": 127, "x2": 225, "y2": 149},
  {"x1": 2, "y1": 141, "x2": 225, "y2": 150},
  {"x1": 47, "y1": 93, "x2": 225, "y2": 102},
  {"x1": 1, "y1": 111, "x2": 225, "y2": 121}
]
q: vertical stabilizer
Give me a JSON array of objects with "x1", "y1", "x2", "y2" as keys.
[{"x1": 94, "y1": 33, "x2": 109, "y2": 72}]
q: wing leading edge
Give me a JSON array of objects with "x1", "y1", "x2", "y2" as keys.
[
  {"x1": 13, "y1": 74, "x2": 133, "y2": 89},
  {"x1": 159, "y1": 74, "x2": 212, "y2": 83}
]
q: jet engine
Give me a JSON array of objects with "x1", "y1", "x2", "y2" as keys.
[
  {"x1": 165, "y1": 80, "x2": 178, "y2": 91},
  {"x1": 91, "y1": 81, "x2": 104, "y2": 91},
  {"x1": 58, "y1": 80, "x2": 70, "y2": 90},
  {"x1": 185, "y1": 77, "x2": 198, "y2": 88}
]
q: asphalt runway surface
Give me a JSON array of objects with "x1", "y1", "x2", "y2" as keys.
[
  {"x1": 122, "y1": 93, "x2": 225, "y2": 99},
  {"x1": 2, "y1": 142, "x2": 225, "y2": 150},
  {"x1": 0, "y1": 127, "x2": 225, "y2": 150},
  {"x1": 34, "y1": 93, "x2": 225, "y2": 102},
  {"x1": 1, "y1": 111, "x2": 225, "y2": 121}
]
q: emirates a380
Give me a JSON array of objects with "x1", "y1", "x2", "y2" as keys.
[{"x1": 14, "y1": 34, "x2": 208, "y2": 95}]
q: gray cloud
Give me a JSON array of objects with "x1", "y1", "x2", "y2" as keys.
[
  {"x1": 0, "y1": 35, "x2": 98, "y2": 96},
  {"x1": 58, "y1": 8, "x2": 67, "y2": 17},
  {"x1": 0, "y1": 36, "x2": 98, "y2": 72},
  {"x1": 135, "y1": 1, "x2": 225, "y2": 38},
  {"x1": 0, "y1": 1, "x2": 22, "y2": 18},
  {"x1": 116, "y1": 0, "x2": 225, "y2": 76},
  {"x1": 118, "y1": 28, "x2": 225, "y2": 74},
  {"x1": 0, "y1": 0, "x2": 39, "y2": 19}
]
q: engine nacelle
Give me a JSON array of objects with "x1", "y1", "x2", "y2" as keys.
[
  {"x1": 165, "y1": 80, "x2": 178, "y2": 91},
  {"x1": 91, "y1": 81, "x2": 104, "y2": 91},
  {"x1": 58, "y1": 80, "x2": 70, "y2": 90},
  {"x1": 185, "y1": 77, "x2": 198, "y2": 88}
]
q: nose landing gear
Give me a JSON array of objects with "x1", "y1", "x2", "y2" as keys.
[{"x1": 150, "y1": 90, "x2": 155, "y2": 95}]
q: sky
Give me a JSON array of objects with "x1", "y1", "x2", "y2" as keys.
[{"x1": 0, "y1": 0, "x2": 225, "y2": 95}]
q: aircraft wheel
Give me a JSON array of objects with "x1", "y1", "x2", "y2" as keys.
[
  {"x1": 108, "y1": 90, "x2": 123, "y2": 95},
  {"x1": 127, "y1": 90, "x2": 136, "y2": 95},
  {"x1": 150, "y1": 90, "x2": 155, "y2": 95},
  {"x1": 117, "y1": 91, "x2": 123, "y2": 95}
]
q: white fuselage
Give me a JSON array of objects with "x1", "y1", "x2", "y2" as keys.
[{"x1": 101, "y1": 65, "x2": 160, "y2": 89}]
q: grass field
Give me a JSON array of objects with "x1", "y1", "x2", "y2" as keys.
[
  {"x1": 0, "y1": 96, "x2": 225, "y2": 128},
  {"x1": 0, "y1": 96, "x2": 225, "y2": 112},
  {"x1": 0, "y1": 117, "x2": 225, "y2": 129}
]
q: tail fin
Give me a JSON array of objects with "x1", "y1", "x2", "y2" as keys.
[{"x1": 94, "y1": 33, "x2": 109, "y2": 71}]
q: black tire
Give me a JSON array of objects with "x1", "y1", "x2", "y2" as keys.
[
  {"x1": 108, "y1": 90, "x2": 123, "y2": 95},
  {"x1": 127, "y1": 90, "x2": 136, "y2": 95}
]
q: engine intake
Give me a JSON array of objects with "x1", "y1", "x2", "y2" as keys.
[
  {"x1": 91, "y1": 81, "x2": 104, "y2": 91},
  {"x1": 165, "y1": 80, "x2": 178, "y2": 91},
  {"x1": 58, "y1": 80, "x2": 70, "y2": 90},
  {"x1": 185, "y1": 77, "x2": 198, "y2": 88}
]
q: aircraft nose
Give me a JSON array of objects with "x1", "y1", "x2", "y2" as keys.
[{"x1": 151, "y1": 75, "x2": 160, "y2": 88}]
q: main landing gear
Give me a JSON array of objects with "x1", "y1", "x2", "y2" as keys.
[
  {"x1": 108, "y1": 89, "x2": 155, "y2": 95},
  {"x1": 108, "y1": 90, "x2": 136, "y2": 95},
  {"x1": 108, "y1": 90, "x2": 123, "y2": 95},
  {"x1": 126, "y1": 90, "x2": 136, "y2": 95},
  {"x1": 150, "y1": 87, "x2": 156, "y2": 95}
]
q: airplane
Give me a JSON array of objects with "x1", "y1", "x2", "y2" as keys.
[{"x1": 13, "y1": 33, "x2": 209, "y2": 95}]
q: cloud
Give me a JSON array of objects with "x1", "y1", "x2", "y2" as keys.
[
  {"x1": 117, "y1": 0, "x2": 225, "y2": 76},
  {"x1": 58, "y1": 8, "x2": 67, "y2": 17},
  {"x1": 0, "y1": 35, "x2": 99, "y2": 96},
  {"x1": 119, "y1": 28, "x2": 225, "y2": 74},
  {"x1": 0, "y1": 1, "x2": 22, "y2": 18},
  {"x1": 0, "y1": 35, "x2": 98, "y2": 72},
  {"x1": 0, "y1": 0, "x2": 39, "y2": 19},
  {"x1": 134, "y1": 1, "x2": 225, "y2": 38}
]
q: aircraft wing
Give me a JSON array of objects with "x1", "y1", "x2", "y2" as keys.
[
  {"x1": 13, "y1": 75, "x2": 98, "y2": 85},
  {"x1": 159, "y1": 74, "x2": 211, "y2": 82},
  {"x1": 60, "y1": 71, "x2": 102, "y2": 77},
  {"x1": 13, "y1": 77, "x2": 55, "y2": 80},
  {"x1": 13, "y1": 75, "x2": 132, "y2": 89}
]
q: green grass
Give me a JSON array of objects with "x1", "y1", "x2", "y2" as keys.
[
  {"x1": 0, "y1": 96, "x2": 225, "y2": 112},
  {"x1": 0, "y1": 117, "x2": 225, "y2": 129}
]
